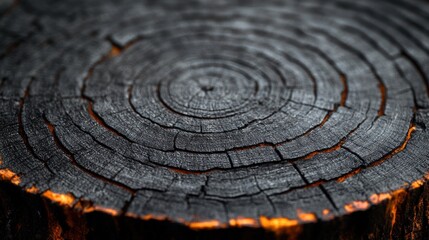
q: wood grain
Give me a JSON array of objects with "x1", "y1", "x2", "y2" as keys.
[{"x1": 1, "y1": 0, "x2": 429, "y2": 239}]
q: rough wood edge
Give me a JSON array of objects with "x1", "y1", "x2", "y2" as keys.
[{"x1": 1, "y1": 165, "x2": 428, "y2": 239}]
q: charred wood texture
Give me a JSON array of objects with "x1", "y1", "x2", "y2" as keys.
[{"x1": 1, "y1": 0, "x2": 429, "y2": 239}]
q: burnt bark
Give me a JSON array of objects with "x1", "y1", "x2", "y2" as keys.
[{"x1": 1, "y1": 0, "x2": 429, "y2": 239}]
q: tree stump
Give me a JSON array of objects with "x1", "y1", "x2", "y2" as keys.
[{"x1": 1, "y1": 0, "x2": 429, "y2": 239}]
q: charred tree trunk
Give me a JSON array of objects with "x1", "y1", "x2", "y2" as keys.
[{"x1": 1, "y1": 0, "x2": 429, "y2": 239}]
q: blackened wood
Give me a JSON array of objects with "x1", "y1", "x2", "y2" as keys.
[{"x1": 1, "y1": 0, "x2": 429, "y2": 239}]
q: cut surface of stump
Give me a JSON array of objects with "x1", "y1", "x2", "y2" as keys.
[{"x1": 1, "y1": 0, "x2": 429, "y2": 239}]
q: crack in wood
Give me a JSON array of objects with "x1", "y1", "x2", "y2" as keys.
[
  {"x1": 17, "y1": 78, "x2": 54, "y2": 174},
  {"x1": 42, "y1": 115, "x2": 136, "y2": 195}
]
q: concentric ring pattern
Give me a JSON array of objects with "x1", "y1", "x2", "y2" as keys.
[{"x1": 1, "y1": 0, "x2": 429, "y2": 226}]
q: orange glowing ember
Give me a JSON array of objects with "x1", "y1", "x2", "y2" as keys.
[
  {"x1": 297, "y1": 209, "x2": 317, "y2": 222},
  {"x1": 322, "y1": 209, "x2": 330, "y2": 216},
  {"x1": 188, "y1": 220, "x2": 223, "y2": 229},
  {"x1": 259, "y1": 216, "x2": 299, "y2": 230},
  {"x1": 108, "y1": 45, "x2": 121, "y2": 58},
  {"x1": 336, "y1": 168, "x2": 361, "y2": 183},
  {"x1": 25, "y1": 185, "x2": 39, "y2": 194},
  {"x1": 42, "y1": 190, "x2": 75, "y2": 207},
  {"x1": 411, "y1": 179, "x2": 424, "y2": 189},
  {"x1": 229, "y1": 217, "x2": 258, "y2": 227},
  {"x1": 95, "y1": 206, "x2": 119, "y2": 216},
  {"x1": 0, "y1": 168, "x2": 21, "y2": 185},
  {"x1": 369, "y1": 193, "x2": 392, "y2": 204},
  {"x1": 82, "y1": 205, "x2": 120, "y2": 216},
  {"x1": 141, "y1": 214, "x2": 168, "y2": 221},
  {"x1": 321, "y1": 209, "x2": 334, "y2": 220},
  {"x1": 344, "y1": 200, "x2": 370, "y2": 213}
]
